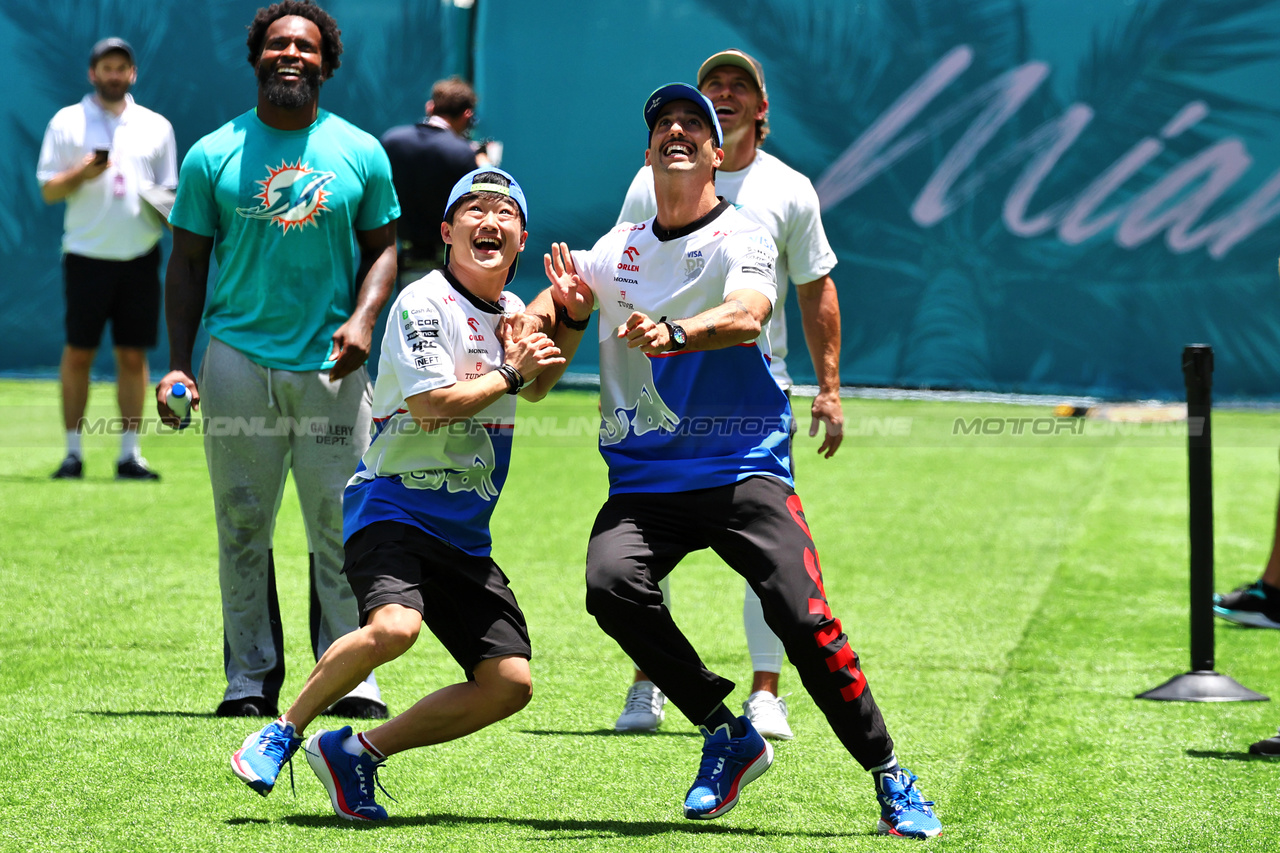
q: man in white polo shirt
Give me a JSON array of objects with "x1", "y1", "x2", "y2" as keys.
[{"x1": 37, "y1": 37, "x2": 177, "y2": 480}]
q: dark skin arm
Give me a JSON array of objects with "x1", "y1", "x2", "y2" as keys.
[
  {"x1": 328, "y1": 222, "x2": 398, "y2": 381},
  {"x1": 154, "y1": 223, "x2": 398, "y2": 425},
  {"x1": 156, "y1": 226, "x2": 212, "y2": 425}
]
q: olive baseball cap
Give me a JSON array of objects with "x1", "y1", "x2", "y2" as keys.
[{"x1": 697, "y1": 48, "x2": 767, "y2": 98}]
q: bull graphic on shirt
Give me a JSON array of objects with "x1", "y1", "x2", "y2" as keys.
[
  {"x1": 601, "y1": 382, "x2": 679, "y2": 447},
  {"x1": 401, "y1": 426, "x2": 500, "y2": 500},
  {"x1": 236, "y1": 159, "x2": 336, "y2": 233}
]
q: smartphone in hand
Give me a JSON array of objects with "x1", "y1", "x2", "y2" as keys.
[{"x1": 93, "y1": 148, "x2": 109, "y2": 165}]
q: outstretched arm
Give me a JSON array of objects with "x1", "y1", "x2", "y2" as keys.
[{"x1": 794, "y1": 274, "x2": 843, "y2": 458}]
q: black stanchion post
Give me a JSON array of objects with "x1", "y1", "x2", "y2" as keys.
[
  {"x1": 1186, "y1": 345, "x2": 1215, "y2": 672},
  {"x1": 1138, "y1": 345, "x2": 1267, "y2": 702}
]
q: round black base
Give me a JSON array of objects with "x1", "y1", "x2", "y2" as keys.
[{"x1": 1137, "y1": 670, "x2": 1269, "y2": 702}]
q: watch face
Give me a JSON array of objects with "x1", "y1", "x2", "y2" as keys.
[{"x1": 672, "y1": 325, "x2": 687, "y2": 345}]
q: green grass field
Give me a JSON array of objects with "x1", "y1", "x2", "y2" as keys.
[{"x1": 2, "y1": 378, "x2": 1279, "y2": 851}]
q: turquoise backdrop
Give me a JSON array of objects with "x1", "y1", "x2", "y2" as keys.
[{"x1": 5, "y1": 0, "x2": 1280, "y2": 399}]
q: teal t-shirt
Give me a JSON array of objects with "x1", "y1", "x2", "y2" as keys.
[{"x1": 170, "y1": 109, "x2": 400, "y2": 370}]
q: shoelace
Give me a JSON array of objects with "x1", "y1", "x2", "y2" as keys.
[
  {"x1": 746, "y1": 693, "x2": 790, "y2": 716},
  {"x1": 624, "y1": 685, "x2": 660, "y2": 714},
  {"x1": 258, "y1": 728, "x2": 299, "y2": 796},
  {"x1": 694, "y1": 736, "x2": 739, "y2": 782},
  {"x1": 365, "y1": 759, "x2": 397, "y2": 806},
  {"x1": 887, "y1": 773, "x2": 935, "y2": 815}
]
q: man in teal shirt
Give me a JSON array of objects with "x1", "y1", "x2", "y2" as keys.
[{"x1": 158, "y1": 0, "x2": 399, "y2": 720}]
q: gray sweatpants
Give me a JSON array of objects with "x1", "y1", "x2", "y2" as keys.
[{"x1": 200, "y1": 338, "x2": 379, "y2": 705}]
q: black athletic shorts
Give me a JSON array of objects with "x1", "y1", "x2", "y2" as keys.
[
  {"x1": 342, "y1": 520, "x2": 532, "y2": 676},
  {"x1": 63, "y1": 247, "x2": 162, "y2": 349}
]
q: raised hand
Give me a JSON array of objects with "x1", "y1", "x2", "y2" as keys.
[{"x1": 543, "y1": 242, "x2": 593, "y2": 324}]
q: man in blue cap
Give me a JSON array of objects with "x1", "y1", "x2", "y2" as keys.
[
  {"x1": 536, "y1": 84, "x2": 941, "y2": 837},
  {"x1": 226, "y1": 167, "x2": 589, "y2": 821}
]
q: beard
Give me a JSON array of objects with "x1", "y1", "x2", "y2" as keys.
[
  {"x1": 93, "y1": 79, "x2": 131, "y2": 103},
  {"x1": 257, "y1": 62, "x2": 322, "y2": 109}
]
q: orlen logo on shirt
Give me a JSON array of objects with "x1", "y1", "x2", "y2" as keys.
[
  {"x1": 617, "y1": 246, "x2": 640, "y2": 272},
  {"x1": 467, "y1": 317, "x2": 485, "y2": 342}
]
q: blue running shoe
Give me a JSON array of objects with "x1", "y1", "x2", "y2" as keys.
[
  {"x1": 876, "y1": 768, "x2": 942, "y2": 839},
  {"x1": 304, "y1": 727, "x2": 389, "y2": 821},
  {"x1": 230, "y1": 719, "x2": 301, "y2": 796},
  {"x1": 683, "y1": 717, "x2": 773, "y2": 820}
]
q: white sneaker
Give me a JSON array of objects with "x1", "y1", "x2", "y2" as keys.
[
  {"x1": 743, "y1": 691, "x2": 793, "y2": 740},
  {"x1": 615, "y1": 680, "x2": 665, "y2": 732}
]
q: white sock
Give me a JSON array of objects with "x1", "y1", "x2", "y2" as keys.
[
  {"x1": 342, "y1": 731, "x2": 385, "y2": 761},
  {"x1": 66, "y1": 431, "x2": 82, "y2": 458},
  {"x1": 119, "y1": 430, "x2": 140, "y2": 462}
]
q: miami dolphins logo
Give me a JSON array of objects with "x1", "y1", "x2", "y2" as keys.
[{"x1": 236, "y1": 159, "x2": 336, "y2": 233}]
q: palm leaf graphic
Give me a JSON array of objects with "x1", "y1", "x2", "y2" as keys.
[{"x1": 701, "y1": 0, "x2": 1280, "y2": 396}]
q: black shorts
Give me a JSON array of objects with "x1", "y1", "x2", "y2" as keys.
[
  {"x1": 342, "y1": 521, "x2": 531, "y2": 676},
  {"x1": 63, "y1": 247, "x2": 161, "y2": 349}
]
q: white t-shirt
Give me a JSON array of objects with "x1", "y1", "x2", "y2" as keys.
[
  {"x1": 342, "y1": 269, "x2": 525, "y2": 556},
  {"x1": 575, "y1": 201, "x2": 792, "y2": 495},
  {"x1": 618, "y1": 149, "x2": 837, "y2": 389},
  {"x1": 37, "y1": 94, "x2": 177, "y2": 260}
]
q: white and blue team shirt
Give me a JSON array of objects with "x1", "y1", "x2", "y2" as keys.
[
  {"x1": 343, "y1": 270, "x2": 525, "y2": 556},
  {"x1": 618, "y1": 151, "x2": 837, "y2": 390},
  {"x1": 573, "y1": 200, "x2": 793, "y2": 495}
]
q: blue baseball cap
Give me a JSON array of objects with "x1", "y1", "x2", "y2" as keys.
[
  {"x1": 643, "y1": 82, "x2": 723, "y2": 147},
  {"x1": 443, "y1": 167, "x2": 529, "y2": 284}
]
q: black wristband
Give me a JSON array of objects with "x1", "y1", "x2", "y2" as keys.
[
  {"x1": 497, "y1": 364, "x2": 524, "y2": 394},
  {"x1": 556, "y1": 302, "x2": 591, "y2": 331}
]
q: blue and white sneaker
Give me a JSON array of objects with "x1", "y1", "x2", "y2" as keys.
[
  {"x1": 304, "y1": 727, "x2": 389, "y2": 821},
  {"x1": 683, "y1": 717, "x2": 773, "y2": 819},
  {"x1": 876, "y1": 768, "x2": 942, "y2": 839},
  {"x1": 230, "y1": 719, "x2": 302, "y2": 796}
]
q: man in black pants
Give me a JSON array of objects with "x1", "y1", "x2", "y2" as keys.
[
  {"x1": 37, "y1": 37, "x2": 177, "y2": 480},
  {"x1": 536, "y1": 83, "x2": 942, "y2": 838}
]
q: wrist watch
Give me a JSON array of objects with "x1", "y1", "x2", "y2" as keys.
[{"x1": 659, "y1": 317, "x2": 687, "y2": 353}]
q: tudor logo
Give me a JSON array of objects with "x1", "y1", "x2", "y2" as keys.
[{"x1": 623, "y1": 247, "x2": 639, "y2": 262}]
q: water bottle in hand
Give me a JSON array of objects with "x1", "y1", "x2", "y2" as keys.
[{"x1": 167, "y1": 381, "x2": 192, "y2": 429}]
